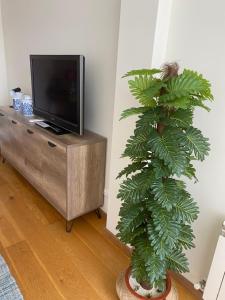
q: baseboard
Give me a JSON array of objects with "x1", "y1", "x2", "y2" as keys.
[
  {"x1": 105, "y1": 225, "x2": 203, "y2": 300},
  {"x1": 170, "y1": 271, "x2": 203, "y2": 300},
  {"x1": 105, "y1": 227, "x2": 132, "y2": 257}
]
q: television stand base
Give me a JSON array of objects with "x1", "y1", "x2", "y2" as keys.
[
  {"x1": 95, "y1": 208, "x2": 102, "y2": 219},
  {"x1": 66, "y1": 220, "x2": 74, "y2": 233},
  {"x1": 66, "y1": 209, "x2": 102, "y2": 232}
]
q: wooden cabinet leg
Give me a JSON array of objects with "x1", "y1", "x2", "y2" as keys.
[
  {"x1": 66, "y1": 220, "x2": 74, "y2": 233},
  {"x1": 95, "y1": 208, "x2": 101, "y2": 219},
  {"x1": 2, "y1": 157, "x2": 6, "y2": 164}
]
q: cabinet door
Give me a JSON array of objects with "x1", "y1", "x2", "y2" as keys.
[
  {"x1": 0, "y1": 113, "x2": 9, "y2": 153},
  {"x1": 0, "y1": 116, "x2": 25, "y2": 170},
  {"x1": 20, "y1": 126, "x2": 44, "y2": 187},
  {"x1": 40, "y1": 135, "x2": 67, "y2": 216},
  {"x1": 22, "y1": 128, "x2": 67, "y2": 216}
]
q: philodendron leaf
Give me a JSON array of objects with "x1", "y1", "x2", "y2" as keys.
[
  {"x1": 122, "y1": 131, "x2": 150, "y2": 160},
  {"x1": 178, "y1": 224, "x2": 195, "y2": 250},
  {"x1": 166, "y1": 249, "x2": 189, "y2": 273},
  {"x1": 183, "y1": 162, "x2": 198, "y2": 181},
  {"x1": 173, "y1": 191, "x2": 199, "y2": 223},
  {"x1": 128, "y1": 76, "x2": 163, "y2": 107},
  {"x1": 151, "y1": 178, "x2": 179, "y2": 211},
  {"x1": 120, "y1": 107, "x2": 151, "y2": 120},
  {"x1": 149, "y1": 129, "x2": 187, "y2": 176},
  {"x1": 181, "y1": 126, "x2": 210, "y2": 161},
  {"x1": 135, "y1": 109, "x2": 159, "y2": 133},
  {"x1": 123, "y1": 68, "x2": 162, "y2": 78},
  {"x1": 170, "y1": 109, "x2": 193, "y2": 128},
  {"x1": 145, "y1": 254, "x2": 166, "y2": 283},
  {"x1": 160, "y1": 69, "x2": 213, "y2": 102},
  {"x1": 117, "y1": 161, "x2": 146, "y2": 179}
]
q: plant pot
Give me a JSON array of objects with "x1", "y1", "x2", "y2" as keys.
[{"x1": 116, "y1": 267, "x2": 178, "y2": 300}]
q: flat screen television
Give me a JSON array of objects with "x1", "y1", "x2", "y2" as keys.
[{"x1": 30, "y1": 55, "x2": 85, "y2": 135}]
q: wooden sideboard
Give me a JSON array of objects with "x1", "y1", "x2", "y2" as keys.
[{"x1": 0, "y1": 106, "x2": 106, "y2": 231}]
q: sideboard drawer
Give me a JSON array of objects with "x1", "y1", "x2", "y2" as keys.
[
  {"x1": 22, "y1": 127, "x2": 44, "y2": 188},
  {"x1": 1, "y1": 117, "x2": 25, "y2": 171},
  {"x1": 40, "y1": 136, "x2": 67, "y2": 216},
  {"x1": 22, "y1": 127, "x2": 67, "y2": 216}
]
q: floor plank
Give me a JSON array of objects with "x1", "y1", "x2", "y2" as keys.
[
  {"x1": 6, "y1": 241, "x2": 63, "y2": 300},
  {"x1": 0, "y1": 216, "x2": 24, "y2": 248},
  {"x1": 1, "y1": 189, "x2": 102, "y2": 300},
  {"x1": 49, "y1": 221, "x2": 118, "y2": 300},
  {"x1": 72, "y1": 217, "x2": 129, "y2": 276},
  {"x1": 0, "y1": 162, "x2": 199, "y2": 300},
  {"x1": 0, "y1": 241, "x2": 25, "y2": 297}
]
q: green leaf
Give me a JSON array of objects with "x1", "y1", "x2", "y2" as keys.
[
  {"x1": 170, "y1": 109, "x2": 193, "y2": 128},
  {"x1": 147, "y1": 223, "x2": 172, "y2": 259},
  {"x1": 160, "y1": 69, "x2": 213, "y2": 102},
  {"x1": 182, "y1": 69, "x2": 213, "y2": 100},
  {"x1": 151, "y1": 178, "x2": 179, "y2": 211},
  {"x1": 166, "y1": 249, "x2": 189, "y2": 273},
  {"x1": 117, "y1": 178, "x2": 144, "y2": 204},
  {"x1": 131, "y1": 249, "x2": 148, "y2": 283},
  {"x1": 119, "y1": 201, "x2": 144, "y2": 218},
  {"x1": 173, "y1": 191, "x2": 199, "y2": 223},
  {"x1": 134, "y1": 235, "x2": 154, "y2": 259},
  {"x1": 190, "y1": 98, "x2": 211, "y2": 111},
  {"x1": 117, "y1": 161, "x2": 146, "y2": 179},
  {"x1": 149, "y1": 129, "x2": 187, "y2": 176},
  {"x1": 143, "y1": 81, "x2": 166, "y2": 100},
  {"x1": 182, "y1": 126, "x2": 210, "y2": 161},
  {"x1": 122, "y1": 131, "x2": 150, "y2": 160},
  {"x1": 148, "y1": 209, "x2": 181, "y2": 259},
  {"x1": 133, "y1": 170, "x2": 155, "y2": 192},
  {"x1": 161, "y1": 96, "x2": 191, "y2": 109},
  {"x1": 128, "y1": 76, "x2": 162, "y2": 106},
  {"x1": 123, "y1": 68, "x2": 162, "y2": 78},
  {"x1": 120, "y1": 107, "x2": 151, "y2": 120},
  {"x1": 152, "y1": 158, "x2": 171, "y2": 179},
  {"x1": 135, "y1": 109, "x2": 159, "y2": 133},
  {"x1": 183, "y1": 162, "x2": 198, "y2": 181},
  {"x1": 178, "y1": 224, "x2": 195, "y2": 250},
  {"x1": 117, "y1": 203, "x2": 144, "y2": 243},
  {"x1": 145, "y1": 254, "x2": 166, "y2": 283},
  {"x1": 117, "y1": 170, "x2": 155, "y2": 203}
]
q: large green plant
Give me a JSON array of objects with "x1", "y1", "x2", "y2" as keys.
[{"x1": 117, "y1": 63, "x2": 213, "y2": 291}]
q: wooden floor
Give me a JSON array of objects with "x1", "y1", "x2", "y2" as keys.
[{"x1": 0, "y1": 162, "x2": 198, "y2": 300}]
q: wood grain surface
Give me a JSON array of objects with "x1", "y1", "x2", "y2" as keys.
[{"x1": 0, "y1": 106, "x2": 106, "y2": 221}]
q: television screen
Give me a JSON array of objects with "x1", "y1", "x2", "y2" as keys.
[{"x1": 30, "y1": 55, "x2": 84, "y2": 135}]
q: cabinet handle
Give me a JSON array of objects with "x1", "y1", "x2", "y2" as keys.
[
  {"x1": 11, "y1": 120, "x2": 17, "y2": 124},
  {"x1": 27, "y1": 129, "x2": 34, "y2": 134},
  {"x1": 48, "y1": 141, "x2": 56, "y2": 148},
  {"x1": 0, "y1": 113, "x2": 4, "y2": 116}
]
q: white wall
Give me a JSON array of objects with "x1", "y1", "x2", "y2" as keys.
[
  {"x1": 165, "y1": 0, "x2": 225, "y2": 283},
  {"x1": 0, "y1": 1, "x2": 7, "y2": 104},
  {"x1": 0, "y1": 0, "x2": 121, "y2": 211},
  {"x1": 106, "y1": 0, "x2": 159, "y2": 233},
  {"x1": 106, "y1": 0, "x2": 172, "y2": 233}
]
